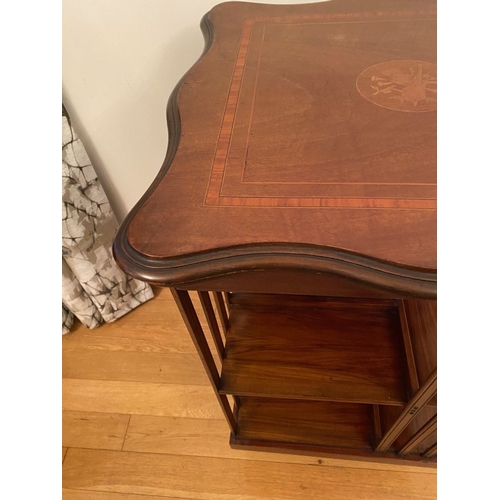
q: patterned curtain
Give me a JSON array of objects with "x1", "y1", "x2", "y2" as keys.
[{"x1": 62, "y1": 105, "x2": 154, "y2": 334}]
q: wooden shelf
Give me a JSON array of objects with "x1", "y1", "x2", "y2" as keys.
[
  {"x1": 233, "y1": 397, "x2": 374, "y2": 451},
  {"x1": 167, "y1": 289, "x2": 436, "y2": 465},
  {"x1": 220, "y1": 294, "x2": 410, "y2": 405}
]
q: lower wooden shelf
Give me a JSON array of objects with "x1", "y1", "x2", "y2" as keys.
[
  {"x1": 231, "y1": 397, "x2": 436, "y2": 464},
  {"x1": 234, "y1": 397, "x2": 374, "y2": 450}
]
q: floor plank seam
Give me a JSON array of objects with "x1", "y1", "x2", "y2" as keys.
[
  {"x1": 63, "y1": 410, "x2": 140, "y2": 418},
  {"x1": 62, "y1": 409, "x2": 226, "y2": 422},
  {"x1": 62, "y1": 487, "x2": 188, "y2": 500},
  {"x1": 122, "y1": 414, "x2": 132, "y2": 451},
  {"x1": 63, "y1": 376, "x2": 211, "y2": 387},
  {"x1": 61, "y1": 446, "x2": 435, "y2": 475},
  {"x1": 63, "y1": 378, "x2": 212, "y2": 389},
  {"x1": 62, "y1": 410, "x2": 226, "y2": 421}
]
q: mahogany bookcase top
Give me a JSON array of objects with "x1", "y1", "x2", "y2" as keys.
[{"x1": 114, "y1": 0, "x2": 436, "y2": 296}]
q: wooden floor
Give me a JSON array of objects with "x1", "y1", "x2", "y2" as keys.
[{"x1": 62, "y1": 287, "x2": 437, "y2": 500}]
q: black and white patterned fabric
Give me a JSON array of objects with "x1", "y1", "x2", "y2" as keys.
[{"x1": 62, "y1": 105, "x2": 153, "y2": 334}]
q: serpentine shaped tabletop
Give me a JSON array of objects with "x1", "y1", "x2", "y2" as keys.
[{"x1": 114, "y1": 0, "x2": 436, "y2": 297}]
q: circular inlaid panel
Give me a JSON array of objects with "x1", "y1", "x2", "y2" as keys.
[{"x1": 356, "y1": 60, "x2": 437, "y2": 112}]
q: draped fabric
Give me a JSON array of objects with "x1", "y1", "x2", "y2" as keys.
[{"x1": 62, "y1": 105, "x2": 153, "y2": 334}]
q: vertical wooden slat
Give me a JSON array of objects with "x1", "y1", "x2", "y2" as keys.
[
  {"x1": 197, "y1": 291, "x2": 225, "y2": 361},
  {"x1": 170, "y1": 288, "x2": 237, "y2": 433},
  {"x1": 376, "y1": 369, "x2": 437, "y2": 453},
  {"x1": 213, "y1": 291, "x2": 229, "y2": 335},
  {"x1": 423, "y1": 442, "x2": 437, "y2": 458},
  {"x1": 398, "y1": 415, "x2": 437, "y2": 456},
  {"x1": 223, "y1": 292, "x2": 231, "y2": 307},
  {"x1": 371, "y1": 405, "x2": 382, "y2": 448},
  {"x1": 397, "y1": 300, "x2": 420, "y2": 396}
]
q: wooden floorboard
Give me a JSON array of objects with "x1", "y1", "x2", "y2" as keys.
[
  {"x1": 62, "y1": 287, "x2": 436, "y2": 499},
  {"x1": 63, "y1": 448, "x2": 436, "y2": 500},
  {"x1": 63, "y1": 489, "x2": 186, "y2": 500},
  {"x1": 63, "y1": 379, "x2": 223, "y2": 419},
  {"x1": 123, "y1": 414, "x2": 433, "y2": 472},
  {"x1": 63, "y1": 350, "x2": 209, "y2": 386},
  {"x1": 63, "y1": 411, "x2": 130, "y2": 450},
  {"x1": 62, "y1": 288, "x2": 217, "y2": 355}
]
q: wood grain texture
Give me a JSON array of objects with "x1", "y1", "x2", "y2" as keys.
[
  {"x1": 123, "y1": 415, "x2": 235, "y2": 456},
  {"x1": 197, "y1": 291, "x2": 225, "y2": 359},
  {"x1": 62, "y1": 350, "x2": 209, "y2": 386},
  {"x1": 404, "y1": 299, "x2": 437, "y2": 386},
  {"x1": 380, "y1": 405, "x2": 437, "y2": 455},
  {"x1": 398, "y1": 300, "x2": 420, "y2": 395},
  {"x1": 113, "y1": 0, "x2": 437, "y2": 297},
  {"x1": 63, "y1": 448, "x2": 437, "y2": 500},
  {"x1": 63, "y1": 379, "x2": 223, "y2": 419},
  {"x1": 403, "y1": 299, "x2": 437, "y2": 406},
  {"x1": 63, "y1": 447, "x2": 68, "y2": 463},
  {"x1": 205, "y1": 18, "x2": 435, "y2": 208},
  {"x1": 398, "y1": 415, "x2": 437, "y2": 456},
  {"x1": 178, "y1": 267, "x2": 418, "y2": 298},
  {"x1": 63, "y1": 490, "x2": 185, "y2": 500},
  {"x1": 123, "y1": 413, "x2": 433, "y2": 473},
  {"x1": 212, "y1": 291, "x2": 229, "y2": 335},
  {"x1": 221, "y1": 297, "x2": 409, "y2": 404},
  {"x1": 63, "y1": 411, "x2": 130, "y2": 450},
  {"x1": 235, "y1": 398, "x2": 373, "y2": 450},
  {"x1": 376, "y1": 370, "x2": 437, "y2": 452},
  {"x1": 372, "y1": 405, "x2": 383, "y2": 447}
]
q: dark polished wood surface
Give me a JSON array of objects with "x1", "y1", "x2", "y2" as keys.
[
  {"x1": 236, "y1": 398, "x2": 374, "y2": 450},
  {"x1": 113, "y1": 0, "x2": 437, "y2": 295},
  {"x1": 220, "y1": 294, "x2": 409, "y2": 405}
]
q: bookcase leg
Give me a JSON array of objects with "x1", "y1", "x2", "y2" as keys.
[
  {"x1": 376, "y1": 368, "x2": 437, "y2": 453},
  {"x1": 171, "y1": 288, "x2": 237, "y2": 433}
]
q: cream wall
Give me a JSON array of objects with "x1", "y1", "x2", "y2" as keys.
[{"x1": 62, "y1": 0, "x2": 320, "y2": 222}]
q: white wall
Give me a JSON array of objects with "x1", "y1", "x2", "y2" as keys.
[{"x1": 63, "y1": 0, "x2": 321, "y2": 222}]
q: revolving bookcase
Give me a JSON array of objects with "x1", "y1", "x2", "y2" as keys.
[{"x1": 114, "y1": 0, "x2": 437, "y2": 466}]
